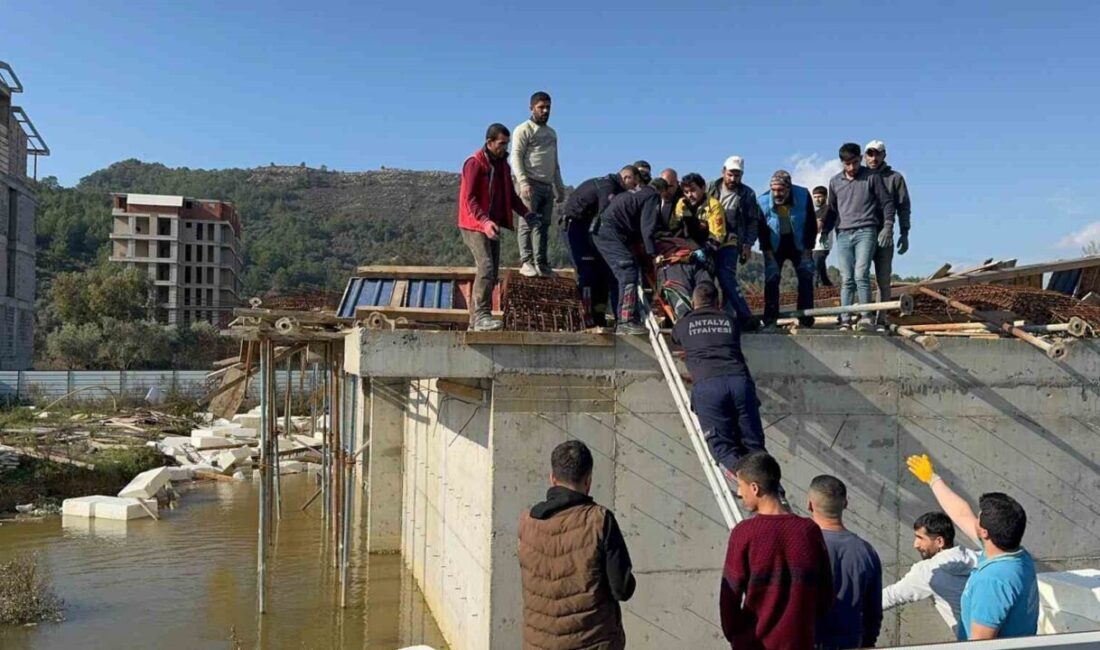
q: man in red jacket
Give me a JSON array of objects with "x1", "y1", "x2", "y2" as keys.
[
  {"x1": 720, "y1": 452, "x2": 834, "y2": 649},
  {"x1": 458, "y1": 123, "x2": 533, "y2": 331}
]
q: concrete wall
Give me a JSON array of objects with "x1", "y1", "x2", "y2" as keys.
[
  {"x1": 353, "y1": 330, "x2": 1100, "y2": 648},
  {"x1": 0, "y1": 171, "x2": 36, "y2": 370}
]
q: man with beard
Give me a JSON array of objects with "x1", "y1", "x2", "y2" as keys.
[
  {"x1": 865, "y1": 139, "x2": 912, "y2": 327},
  {"x1": 883, "y1": 512, "x2": 978, "y2": 637},
  {"x1": 757, "y1": 170, "x2": 817, "y2": 329},
  {"x1": 512, "y1": 91, "x2": 566, "y2": 277},
  {"x1": 706, "y1": 156, "x2": 760, "y2": 329}
]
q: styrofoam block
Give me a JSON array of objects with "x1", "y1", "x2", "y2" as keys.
[
  {"x1": 118, "y1": 467, "x2": 172, "y2": 499},
  {"x1": 1039, "y1": 606, "x2": 1100, "y2": 634},
  {"x1": 94, "y1": 497, "x2": 157, "y2": 520},
  {"x1": 192, "y1": 463, "x2": 216, "y2": 474},
  {"x1": 62, "y1": 496, "x2": 112, "y2": 518},
  {"x1": 216, "y1": 447, "x2": 253, "y2": 472},
  {"x1": 167, "y1": 467, "x2": 193, "y2": 481},
  {"x1": 1038, "y1": 570, "x2": 1100, "y2": 620},
  {"x1": 61, "y1": 496, "x2": 156, "y2": 520},
  {"x1": 228, "y1": 428, "x2": 257, "y2": 440},
  {"x1": 191, "y1": 433, "x2": 231, "y2": 449},
  {"x1": 232, "y1": 414, "x2": 262, "y2": 430},
  {"x1": 278, "y1": 460, "x2": 305, "y2": 475}
]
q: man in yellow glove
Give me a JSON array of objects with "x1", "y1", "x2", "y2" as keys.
[{"x1": 905, "y1": 454, "x2": 1038, "y2": 641}]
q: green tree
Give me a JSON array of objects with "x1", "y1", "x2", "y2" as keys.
[{"x1": 44, "y1": 322, "x2": 103, "y2": 369}]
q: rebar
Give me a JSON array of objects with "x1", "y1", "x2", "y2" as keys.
[{"x1": 918, "y1": 287, "x2": 1067, "y2": 360}]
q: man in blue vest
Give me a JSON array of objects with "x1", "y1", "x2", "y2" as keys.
[{"x1": 757, "y1": 170, "x2": 817, "y2": 329}]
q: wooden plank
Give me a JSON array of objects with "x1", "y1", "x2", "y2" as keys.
[
  {"x1": 389, "y1": 280, "x2": 408, "y2": 307},
  {"x1": 897, "y1": 256, "x2": 1100, "y2": 293},
  {"x1": 1076, "y1": 267, "x2": 1100, "y2": 298},
  {"x1": 925, "y1": 263, "x2": 952, "y2": 281},
  {"x1": 198, "y1": 344, "x2": 306, "y2": 406},
  {"x1": 232, "y1": 308, "x2": 345, "y2": 325},
  {"x1": 463, "y1": 331, "x2": 615, "y2": 347},
  {"x1": 356, "y1": 306, "x2": 470, "y2": 323},
  {"x1": 437, "y1": 378, "x2": 487, "y2": 403}
]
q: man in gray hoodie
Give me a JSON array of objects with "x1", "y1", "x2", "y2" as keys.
[
  {"x1": 865, "y1": 140, "x2": 912, "y2": 326},
  {"x1": 884, "y1": 512, "x2": 978, "y2": 637}
]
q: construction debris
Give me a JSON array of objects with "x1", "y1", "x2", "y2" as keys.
[
  {"x1": 61, "y1": 495, "x2": 159, "y2": 521},
  {"x1": 502, "y1": 273, "x2": 589, "y2": 332}
]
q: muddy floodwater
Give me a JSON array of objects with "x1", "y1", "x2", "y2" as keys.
[{"x1": 0, "y1": 474, "x2": 447, "y2": 649}]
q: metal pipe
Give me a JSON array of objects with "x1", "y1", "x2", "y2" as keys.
[
  {"x1": 271, "y1": 344, "x2": 282, "y2": 519},
  {"x1": 904, "y1": 319, "x2": 1087, "y2": 336},
  {"x1": 256, "y1": 339, "x2": 269, "y2": 614},
  {"x1": 917, "y1": 287, "x2": 1068, "y2": 360},
  {"x1": 777, "y1": 295, "x2": 914, "y2": 319}
]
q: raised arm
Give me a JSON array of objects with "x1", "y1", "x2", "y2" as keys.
[{"x1": 907, "y1": 454, "x2": 980, "y2": 543}]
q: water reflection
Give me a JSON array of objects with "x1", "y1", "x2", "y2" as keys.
[{"x1": 0, "y1": 475, "x2": 447, "y2": 649}]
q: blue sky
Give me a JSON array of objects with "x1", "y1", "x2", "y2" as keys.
[{"x1": 7, "y1": 1, "x2": 1100, "y2": 275}]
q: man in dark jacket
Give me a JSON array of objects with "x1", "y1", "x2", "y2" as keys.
[
  {"x1": 673, "y1": 282, "x2": 765, "y2": 474},
  {"x1": 706, "y1": 156, "x2": 761, "y2": 329},
  {"x1": 757, "y1": 170, "x2": 817, "y2": 329},
  {"x1": 865, "y1": 139, "x2": 912, "y2": 326},
  {"x1": 518, "y1": 440, "x2": 636, "y2": 650},
  {"x1": 812, "y1": 186, "x2": 838, "y2": 287},
  {"x1": 457, "y1": 123, "x2": 533, "y2": 331},
  {"x1": 559, "y1": 167, "x2": 637, "y2": 326},
  {"x1": 592, "y1": 179, "x2": 666, "y2": 335}
]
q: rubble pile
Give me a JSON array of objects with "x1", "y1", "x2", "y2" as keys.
[{"x1": 911, "y1": 284, "x2": 1100, "y2": 327}]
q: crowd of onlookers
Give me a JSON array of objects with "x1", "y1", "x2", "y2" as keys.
[
  {"x1": 518, "y1": 442, "x2": 1038, "y2": 650},
  {"x1": 457, "y1": 90, "x2": 911, "y2": 336}
]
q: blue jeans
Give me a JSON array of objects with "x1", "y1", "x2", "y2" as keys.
[
  {"x1": 835, "y1": 227, "x2": 877, "y2": 322},
  {"x1": 715, "y1": 246, "x2": 754, "y2": 325},
  {"x1": 691, "y1": 373, "x2": 765, "y2": 473}
]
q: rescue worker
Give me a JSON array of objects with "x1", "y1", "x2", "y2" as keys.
[
  {"x1": 672, "y1": 282, "x2": 766, "y2": 475},
  {"x1": 706, "y1": 156, "x2": 760, "y2": 329},
  {"x1": 758, "y1": 170, "x2": 817, "y2": 329},
  {"x1": 457, "y1": 123, "x2": 534, "y2": 331},
  {"x1": 592, "y1": 178, "x2": 665, "y2": 335},
  {"x1": 558, "y1": 167, "x2": 637, "y2": 326},
  {"x1": 518, "y1": 440, "x2": 636, "y2": 650}
]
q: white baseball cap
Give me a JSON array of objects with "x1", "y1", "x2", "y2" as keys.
[
  {"x1": 723, "y1": 156, "x2": 744, "y2": 171},
  {"x1": 865, "y1": 140, "x2": 886, "y2": 153}
]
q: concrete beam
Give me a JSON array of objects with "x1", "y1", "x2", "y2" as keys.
[{"x1": 368, "y1": 379, "x2": 407, "y2": 552}]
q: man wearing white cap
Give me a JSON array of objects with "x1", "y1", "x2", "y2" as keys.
[
  {"x1": 706, "y1": 156, "x2": 761, "y2": 330},
  {"x1": 865, "y1": 140, "x2": 912, "y2": 325}
]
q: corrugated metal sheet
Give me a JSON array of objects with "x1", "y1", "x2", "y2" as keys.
[{"x1": 406, "y1": 280, "x2": 453, "y2": 308}]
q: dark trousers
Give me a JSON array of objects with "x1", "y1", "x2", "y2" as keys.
[
  {"x1": 461, "y1": 228, "x2": 500, "y2": 324},
  {"x1": 764, "y1": 234, "x2": 815, "y2": 323},
  {"x1": 564, "y1": 219, "x2": 616, "y2": 326},
  {"x1": 691, "y1": 373, "x2": 765, "y2": 472},
  {"x1": 813, "y1": 250, "x2": 833, "y2": 287},
  {"x1": 593, "y1": 229, "x2": 639, "y2": 324},
  {"x1": 873, "y1": 241, "x2": 894, "y2": 323}
]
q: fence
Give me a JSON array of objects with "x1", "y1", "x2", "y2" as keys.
[{"x1": 0, "y1": 369, "x2": 323, "y2": 404}]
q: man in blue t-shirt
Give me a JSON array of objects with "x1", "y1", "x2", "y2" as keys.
[{"x1": 906, "y1": 454, "x2": 1039, "y2": 641}]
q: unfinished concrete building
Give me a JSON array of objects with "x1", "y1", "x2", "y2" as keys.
[
  {"x1": 109, "y1": 193, "x2": 242, "y2": 326},
  {"x1": 0, "y1": 61, "x2": 49, "y2": 370}
]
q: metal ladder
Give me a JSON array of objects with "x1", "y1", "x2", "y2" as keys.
[{"x1": 639, "y1": 290, "x2": 743, "y2": 528}]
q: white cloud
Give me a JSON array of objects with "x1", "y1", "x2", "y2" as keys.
[
  {"x1": 1057, "y1": 221, "x2": 1100, "y2": 249},
  {"x1": 788, "y1": 154, "x2": 842, "y2": 192}
]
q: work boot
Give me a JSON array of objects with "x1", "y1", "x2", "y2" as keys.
[
  {"x1": 616, "y1": 321, "x2": 646, "y2": 336},
  {"x1": 519, "y1": 262, "x2": 538, "y2": 277},
  {"x1": 855, "y1": 318, "x2": 876, "y2": 333},
  {"x1": 469, "y1": 316, "x2": 504, "y2": 332},
  {"x1": 537, "y1": 264, "x2": 555, "y2": 277}
]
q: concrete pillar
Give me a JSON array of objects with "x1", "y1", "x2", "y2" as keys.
[{"x1": 368, "y1": 378, "x2": 407, "y2": 552}]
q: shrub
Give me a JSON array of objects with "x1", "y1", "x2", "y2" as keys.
[{"x1": 0, "y1": 554, "x2": 64, "y2": 626}]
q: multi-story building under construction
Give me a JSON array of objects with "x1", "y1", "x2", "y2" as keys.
[
  {"x1": 0, "y1": 61, "x2": 49, "y2": 370},
  {"x1": 109, "y1": 193, "x2": 242, "y2": 326}
]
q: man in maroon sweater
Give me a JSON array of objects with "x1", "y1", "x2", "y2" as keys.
[{"x1": 720, "y1": 452, "x2": 834, "y2": 649}]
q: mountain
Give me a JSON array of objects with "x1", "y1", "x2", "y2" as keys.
[{"x1": 36, "y1": 159, "x2": 790, "y2": 301}]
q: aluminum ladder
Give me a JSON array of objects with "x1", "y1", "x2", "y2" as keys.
[{"x1": 638, "y1": 290, "x2": 743, "y2": 528}]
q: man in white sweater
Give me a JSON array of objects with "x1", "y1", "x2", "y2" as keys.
[
  {"x1": 884, "y1": 511, "x2": 978, "y2": 636},
  {"x1": 512, "y1": 91, "x2": 566, "y2": 277}
]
